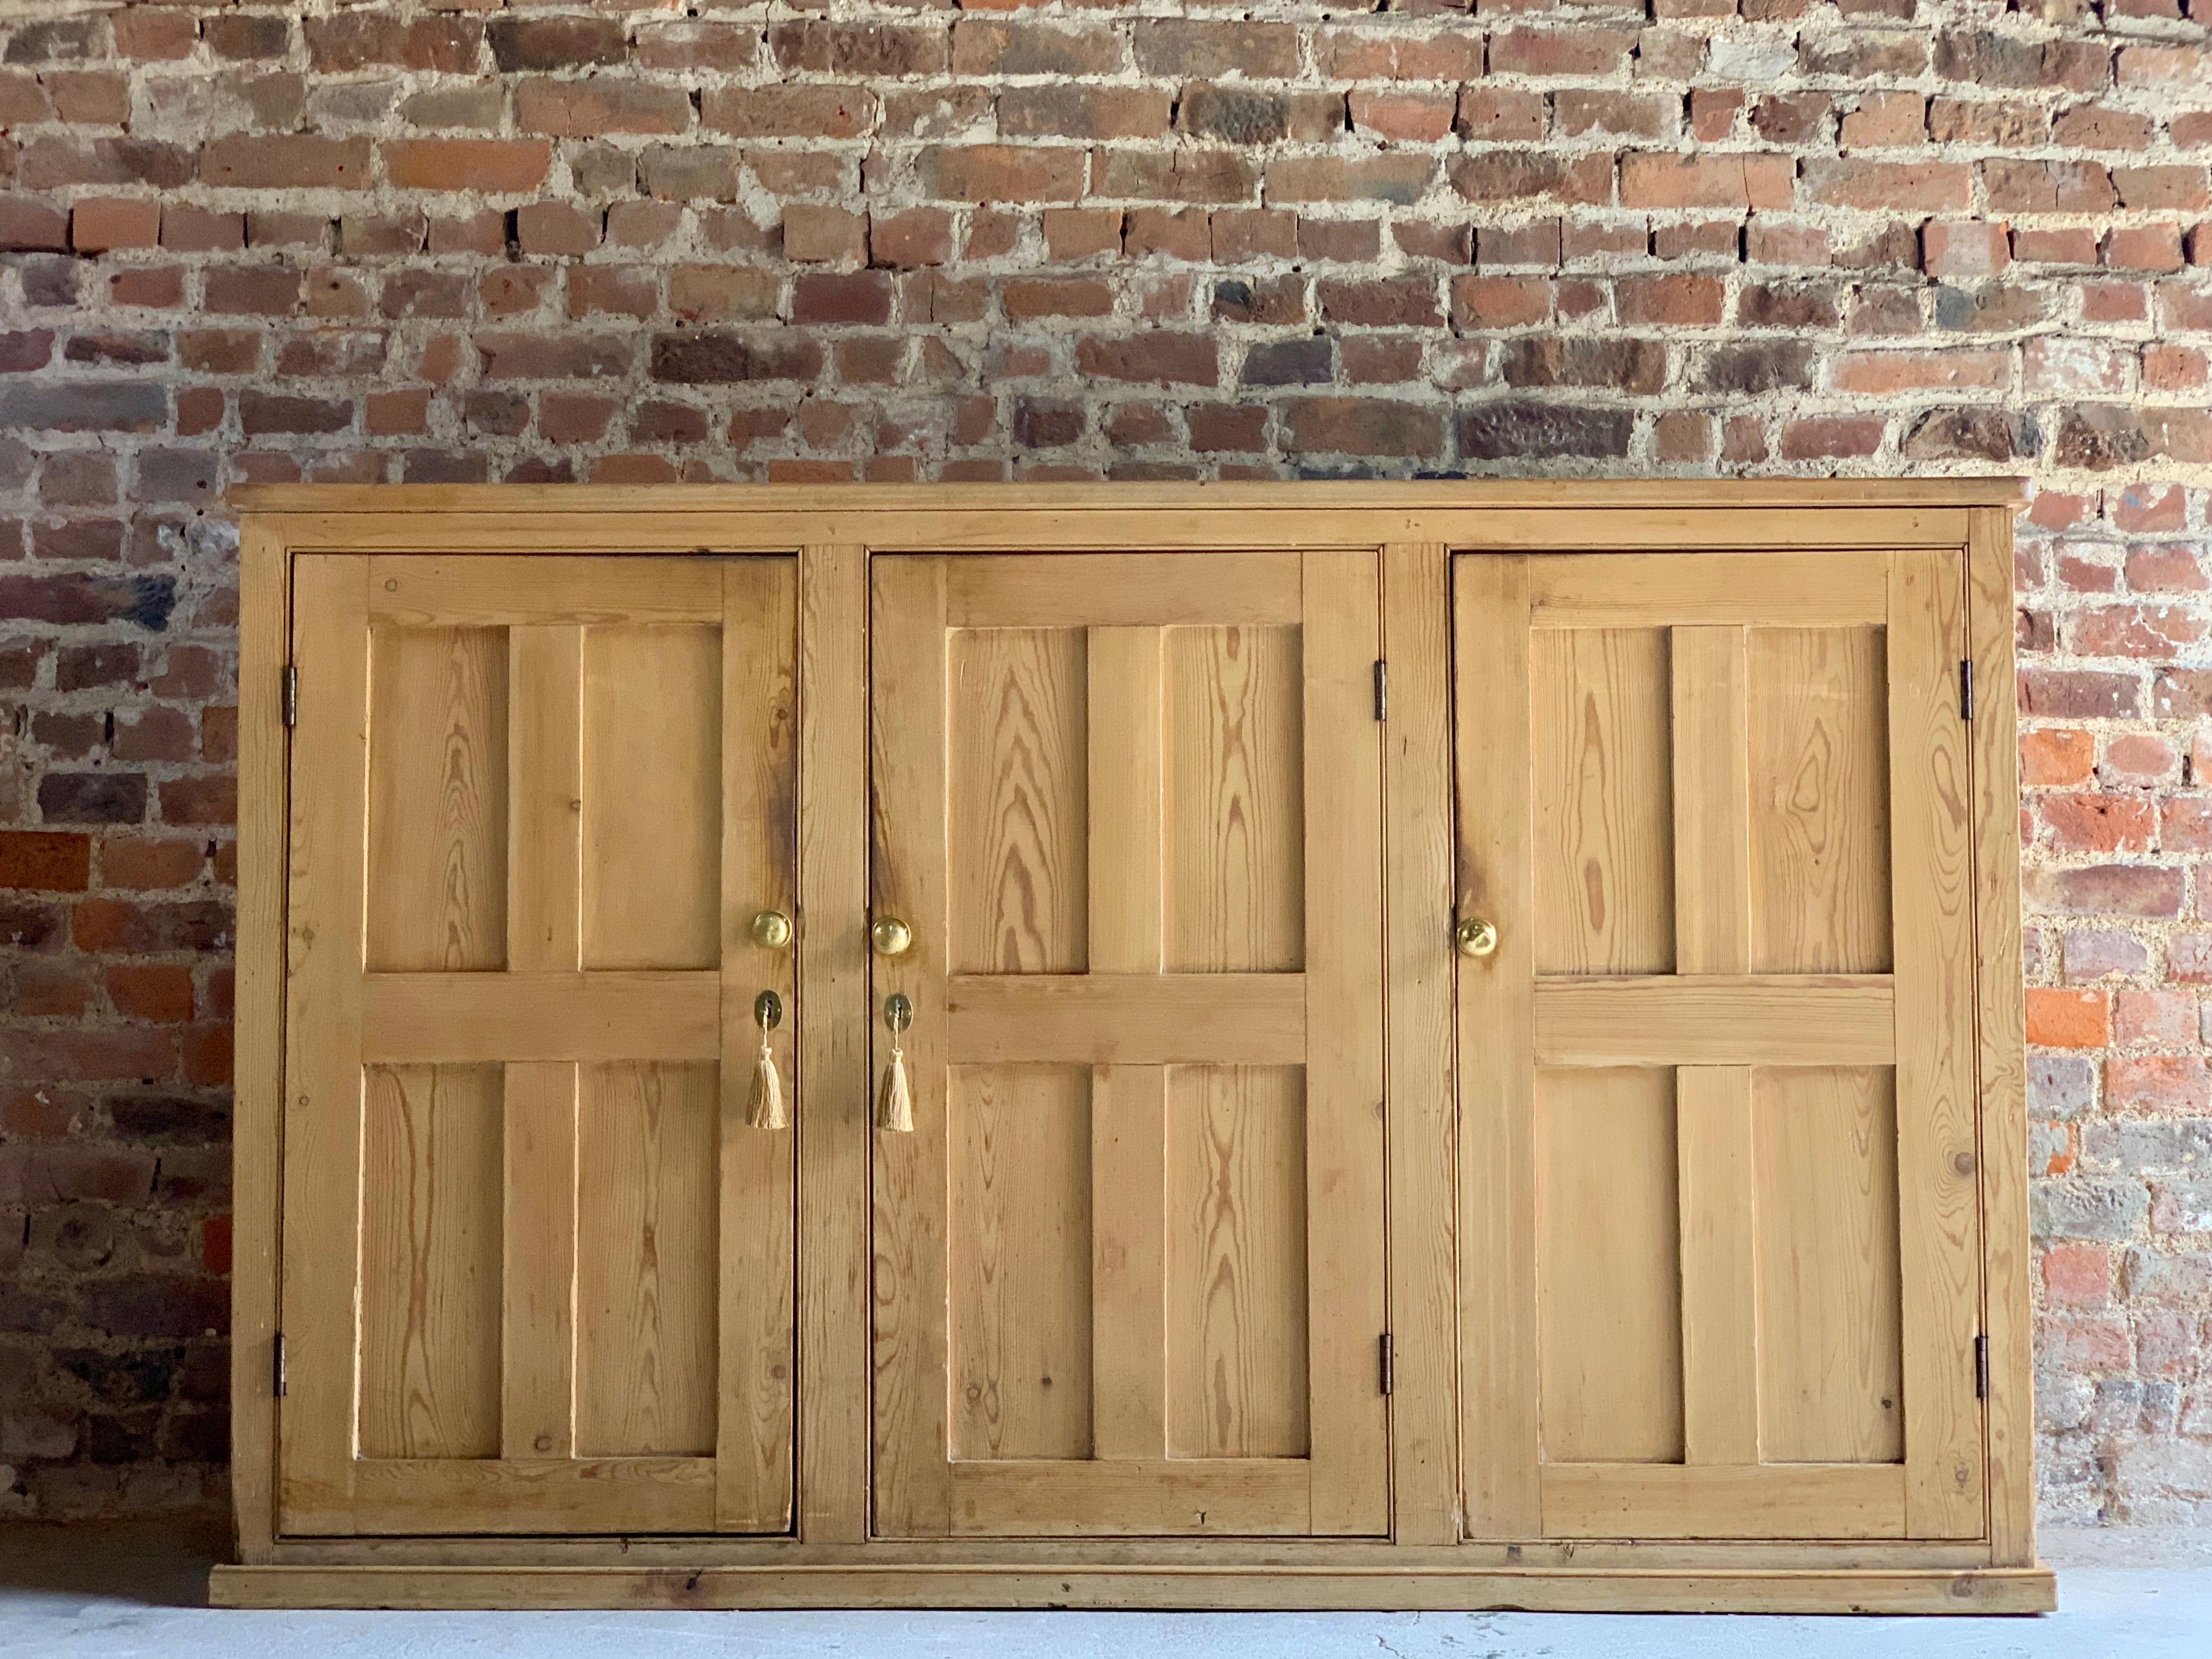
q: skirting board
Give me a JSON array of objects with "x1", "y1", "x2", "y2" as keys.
[{"x1": 210, "y1": 1563, "x2": 2058, "y2": 1615}]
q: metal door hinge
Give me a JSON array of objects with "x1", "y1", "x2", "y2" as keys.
[
  {"x1": 1959, "y1": 659, "x2": 1973, "y2": 722},
  {"x1": 1372, "y1": 660, "x2": 1387, "y2": 722},
  {"x1": 273, "y1": 1332, "x2": 288, "y2": 1398},
  {"x1": 281, "y1": 664, "x2": 298, "y2": 728},
  {"x1": 1974, "y1": 1334, "x2": 1988, "y2": 1401},
  {"x1": 1379, "y1": 1333, "x2": 1394, "y2": 1397}
]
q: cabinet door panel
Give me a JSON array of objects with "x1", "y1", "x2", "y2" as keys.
[
  {"x1": 872, "y1": 552, "x2": 1388, "y2": 1539},
  {"x1": 280, "y1": 555, "x2": 797, "y2": 1536},
  {"x1": 1457, "y1": 549, "x2": 1982, "y2": 1542}
]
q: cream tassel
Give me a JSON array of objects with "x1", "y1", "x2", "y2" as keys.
[
  {"x1": 874, "y1": 1031, "x2": 914, "y2": 1133},
  {"x1": 747, "y1": 1026, "x2": 786, "y2": 1130}
]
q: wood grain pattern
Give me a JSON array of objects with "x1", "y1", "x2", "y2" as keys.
[
  {"x1": 717, "y1": 557, "x2": 799, "y2": 1533},
  {"x1": 950, "y1": 1459, "x2": 1312, "y2": 1537},
  {"x1": 1087, "y1": 627, "x2": 1166, "y2": 976},
  {"x1": 946, "y1": 974, "x2": 1305, "y2": 1065},
  {"x1": 499, "y1": 1061, "x2": 577, "y2": 1462},
  {"x1": 796, "y1": 544, "x2": 872, "y2": 1545},
  {"x1": 870, "y1": 555, "x2": 954, "y2": 1537},
  {"x1": 370, "y1": 555, "x2": 723, "y2": 626},
  {"x1": 1755, "y1": 1066, "x2": 1903, "y2": 1466},
  {"x1": 1297, "y1": 548, "x2": 1389, "y2": 1537},
  {"x1": 1748, "y1": 625, "x2": 1892, "y2": 975},
  {"x1": 1091, "y1": 1065, "x2": 1168, "y2": 1461},
  {"x1": 575, "y1": 1062, "x2": 718, "y2": 1459},
  {"x1": 1887, "y1": 548, "x2": 1985, "y2": 1540},
  {"x1": 582, "y1": 622, "x2": 719, "y2": 970},
  {"x1": 1968, "y1": 506, "x2": 2035, "y2": 1567},
  {"x1": 1542, "y1": 1463, "x2": 1907, "y2": 1540},
  {"x1": 1530, "y1": 554, "x2": 1889, "y2": 628},
  {"x1": 1168, "y1": 1065, "x2": 1309, "y2": 1461},
  {"x1": 1535, "y1": 976, "x2": 1896, "y2": 1066},
  {"x1": 211, "y1": 1560, "x2": 2060, "y2": 1615},
  {"x1": 951, "y1": 1065, "x2": 1095, "y2": 1461},
  {"x1": 950, "y1": 553, "x2": 1302, "y2": 627},
  {"x1": 1452, "y1": 554, "x2": 1540, "y2": 1538},
  {"x1": 505, "y1": 627, "x2": 581, "y2": 974},
  {"x1": 1166, "y1": 623, "x2": 1305, "y2": 973},
  {"x1": 279, "y1": 553, "x2": 372, "y2": 1534},
  {"x1": 1677, "y1": 1066, "x2": 1760, "y2": 1467},
  {"x1": 230, "y1": 512, "x2": 290, "y2": 1560},
  {"x1": 359, "y1": 1064, "x2": 504, "y2": 1461},
  {"x1": 1380, "y1": 541, "x2": 1461, "y2": 1546},
  {"x1": 1670, "y1": 628, "x2": 1752, "y2": 977},
  {"x1": 366, "y1": 625, "x2": 508, "y2": 973},
  {"x1": 950, "y1": 626, "x2": 1087, "y2": 973},
  {"x1": 1531, "y1": 627, "x2": 1675, "y2": 975},
  {"x1": 362, "y1": 971, "x2": 720, "y2": 1062},
  {"x1": 1537, "y1": 1065, "x2": 1684, "y2": 1465}
]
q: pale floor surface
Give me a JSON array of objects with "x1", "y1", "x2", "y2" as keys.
[{"x1": 2, "y1": 1525, "x2": 2206, "y2": 1658}]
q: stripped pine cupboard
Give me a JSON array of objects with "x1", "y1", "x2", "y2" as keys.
[{"x1": 219, "y1": 482, "x2": 2048, "y2": 1614}]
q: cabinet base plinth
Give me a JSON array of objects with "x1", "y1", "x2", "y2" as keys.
[{"x1": 211, "y1": 1562, "x2": 2056, "y2": 1615}]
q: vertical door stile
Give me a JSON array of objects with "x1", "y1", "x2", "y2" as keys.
[
  {"x1": 798, "y1": 544, "x2": 873, "y2": 1544},
  {"x1": 1889, "y1": 548, "x2": 1985, "y2": 1539},
  {"x1": 1087, "y1": 626, "x2": 1170, "y2": 1464},
  {"x1": 279, "y1": 554, "x2": 372, "y2": 1534},
  {"x1": 870, "y1": 555, "x2": 954, "y2": 1537},
  {"x1": 1379, "y1": 541, "x2": 1462, "y2": 1547},
  {"x1": 718, "y1": 558, "x2": 800, "y2": 1531},
  {"x1": 1302, "y1": 550, "x2": 1390, "y2": 1536},
  {"x1": 501, "y1": 624, "x2": 583, "y2": 1464},
  {"x1": 1668, "y1": 626, "x2": 1762, "y2": 1469},
  {"x1": 1455, "y1": 555, "x2": 1539, "y2": 1539}
]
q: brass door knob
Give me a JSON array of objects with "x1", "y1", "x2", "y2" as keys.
[
  {"x1": 870, "y1": 915, "x2": 913, "y2": 958},
  {"x1": 1455, "y1": 918, "x2": 1499, "y2": 958},
  {"x1": 750, "y1": 909, "x2": 793, "y2": 950}
]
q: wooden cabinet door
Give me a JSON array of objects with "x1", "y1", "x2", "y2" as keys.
[
  {"x1": 1456, "y1": 549, "x2": 1985, "y2": 1542},
  {"x1": 870, "y1": 553, "x2": 1389, "y2": 1538},
  {"x1": 279, "y1": 554, "x2": 797, "y2": 1535}
]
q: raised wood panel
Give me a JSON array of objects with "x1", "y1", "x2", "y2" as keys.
[
  {"x1": 358, "y1": 1064, "x2": 503, "y2": 1461},
  {"x1": 1167, "y1": 1065, "x2": 1310, "y2": 1461},
  {"x1": 575, "y1": 1061, "x2": 719, "y2": 1459},
  {"x1": 950, "y1": 1065, "x2": 1096, "y2": 1462},
  {"x1": 1536, "y1": 1066, "x2": 1683, "y2": 1465},
  {"x1": 1748, "y1": 627, "x2": 1892, "y2": 975},
  {"x1": 1530, "y1": 628, "x2": 1675, "y2": 976},
  {"x1": 949, "y1": 627, "x2": 1088, "y2": 974},
  {"x1": 582, "y1": 623, "x2": 720, "y2": 971},
  {"x1": 366, "y1": 625, "x2": 508, "y2": 973},
  {"x1": 1755, "y1": 1066, "x2": 1904, "y2": 1466},
  {"x1": 1165, "y1": 624, "x2": 1304, "y2": 974}
]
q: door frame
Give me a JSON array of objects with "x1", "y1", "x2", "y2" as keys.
[{"x1": 231, "y1": 481, "x2": 2027, "y2": 1576}]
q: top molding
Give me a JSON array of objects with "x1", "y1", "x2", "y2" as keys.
[{"x1": 230, "y1": 478, "x2": 2029, "y2": 515}]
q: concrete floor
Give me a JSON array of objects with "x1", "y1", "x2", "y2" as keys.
[{"x1": 3, "y1": 1525, "x2": 2208, "y2": 1658}]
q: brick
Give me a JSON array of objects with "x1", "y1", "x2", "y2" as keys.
[
  {"x1": 384, "y1": 140, "x2": 552, "y2": 194},
  {"x1": 1803, "y1": 159, "x2": 1973, "y2": 213},
  {"x1": 516, "y1": 203, "x2": 599, "y2": 258},
  {"x1": 1132, "y1": 21, "x2": 1299, "y2": 80},
  {"x1": 0, "y1": 831, "x2": 91, "y2": 891},
  {"x1": 1621, "y1": 153, "x2": 1795, "y2": 211},
  {"x1": 199, "y1": 135, "x2": 371, "y2": 192},
  {"x1": 70, "y1": 198, "x2": 159, "y2": 253},
  {"x1": 918, "y1": 146, "x2": 1084, "y2": 204},
  {"x1": 516, "y1": 79, "x2": 691, "y2": 140},
  {"x1": 2029, "y1": 988, "x2": 2111, "y2": 1049},
  {"x1": 770, "y1": 21, "x2": 947, "y2": 78},
  {"x1": 1074, "y1": 334, "x2": 1219, "y2": 386},
  {"x1": 486, "y1": 16, "x2": 625, "y2": 73},
  {"x1": 0, "y1": 198, "x2": 70, "y2": 252}
]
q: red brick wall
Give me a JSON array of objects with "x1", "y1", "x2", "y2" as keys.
[{"x1": 1, "y1": 1, "x2": 2209, "y2": 1526}]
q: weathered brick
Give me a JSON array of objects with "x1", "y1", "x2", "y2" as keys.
[{"x1": 383, "y1": 140, "x2": 551, "y2": 194}]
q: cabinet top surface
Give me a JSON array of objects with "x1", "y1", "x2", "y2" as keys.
[{"x1": 231, "y1": 477, "x2": 2028, "y2": 515}]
